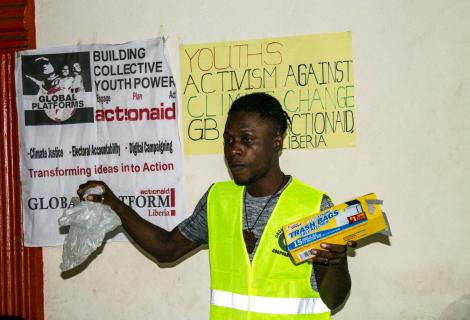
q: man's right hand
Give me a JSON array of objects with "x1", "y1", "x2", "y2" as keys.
[
  {"x1": 77, "y1": 180, "x2": 121, "y2": 210},
  {"x1": 76, "y1": 180, "x2": 199, "y2": 263}
]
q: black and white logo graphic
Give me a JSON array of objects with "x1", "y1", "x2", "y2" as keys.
[{"x1": 21, "y1": 52, "x2": 94, "y2": 126}]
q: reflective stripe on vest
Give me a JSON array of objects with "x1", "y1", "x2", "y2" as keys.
[{"x1": 211, "y1": 289, "x2": 330, "y2": 315}]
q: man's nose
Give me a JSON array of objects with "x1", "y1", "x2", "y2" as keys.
[{"x1": 228, "y1": 140, "x2": 243, "y2": 156}]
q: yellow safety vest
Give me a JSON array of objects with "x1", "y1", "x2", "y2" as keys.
[{"x1": 207, "y1": 178, "x2": 330, "y2": 320}]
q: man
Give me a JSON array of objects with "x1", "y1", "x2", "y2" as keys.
[
  {"x1": 78, "y1": 93, "x2": 354, "y2": 319},
  {"x1": 59, "y1": 64, "x2": 74, "y2": 92},
  {"x1": 70, "y1": 62, "x2": 84, "y2": 93},
  {"x1": 25, "y1": 57, "x2": 61, "y2": 94}
]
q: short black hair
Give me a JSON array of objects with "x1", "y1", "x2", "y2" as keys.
[{"x1": 228, "y1": 92, "x2": 291, "y2": 135}]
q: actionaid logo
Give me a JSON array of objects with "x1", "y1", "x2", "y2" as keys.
[
  {"x1": 95, "y1": 102, "x2": 175, "y2": 122},
  {"x1": 119, "y1": 188, "x2": 176, "y2": 217}
]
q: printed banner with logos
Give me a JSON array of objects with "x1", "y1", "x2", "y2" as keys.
[
  {"x1": 180, "y1": 32, "x2": 355, "y2": 155},
  {"x1": 15, "y1": 38, "x2": 185, "y2": 246}
]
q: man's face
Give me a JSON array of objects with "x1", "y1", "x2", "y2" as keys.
[
  {"x1": 42, "y1": 62, "x2": 54, "y2": 75},
  {"x1": 62, "y1": 66, "x2": 70, "y2": 76},
  {"x1": 73, "y1": 63, "x2": 81, "y2": 73},
  {"x1": 223, "y1": 111, "x2": 280, "y2": 186}
]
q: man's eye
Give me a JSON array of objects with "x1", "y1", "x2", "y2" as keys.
[
  {"x1": 242, "y1": 136, "x2": 253, "y2": 144},
  {"x1": 223, "y1": 137, "x2": 233, "y2": 144}
]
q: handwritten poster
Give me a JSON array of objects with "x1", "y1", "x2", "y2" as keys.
[
  {"x1": 180, "y1": 32, "x2": 355, "y2": 155},
  {"x1": 15, "y1": 38, "x2": 185, "y2": 246}
]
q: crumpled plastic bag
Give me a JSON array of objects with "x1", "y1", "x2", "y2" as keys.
[{"x1": 58, "y1": 187, "x2": 121, "y2": 271}]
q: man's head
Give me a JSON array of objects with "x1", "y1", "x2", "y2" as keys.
[
  {"x1": 224, "y1": 93, "x2": 290, "y2": 192},
  {"x1": 61, "y1": 65, "x2": 70, "y2": 76},
  {"x1": 228, "y1": 92, "x2": 290, "y2": 137},
  {"x1": 34, "y1": 57, "x2": 54, "y2": 76},
  {"x1": 72, "y1": 62, "x2": 81, "y2": 74}
]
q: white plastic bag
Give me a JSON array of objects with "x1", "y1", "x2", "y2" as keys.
[{"x1": 58, "y1": 188, "x2": 121, "y2": 271}]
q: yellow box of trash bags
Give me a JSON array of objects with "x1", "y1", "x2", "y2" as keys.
[{"x1": 283, "y1": 193, "x2": 390, "y2": 264}]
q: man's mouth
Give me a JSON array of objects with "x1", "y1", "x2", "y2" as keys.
[{"x1": 229, "y1": 163, "x2": 246, "y2": 172}]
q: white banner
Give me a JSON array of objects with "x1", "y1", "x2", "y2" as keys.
[{"x1": 15, "y1": 38, "x2": 186, "y2": 246}]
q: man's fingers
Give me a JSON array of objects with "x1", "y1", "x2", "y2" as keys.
[
  {"x1": 85, "y1": 194, "x2": 104, "y2": 203},
  {"x1": 77, "y1": 181, "x2": 107, "y2": 200},
  {"x1": 309, "y1": 242, "x2": 356, "y2": 265},
  {"x1": 320, "y1": 243, "x2": 348, "y2": 253},
  {"x1": 311, "y1": 248, "x2": 346, "y2": 260},
  {"x1": 310, "y1": 252, "x2": 343, "y2": 265},
  {"x1": 347, "y1": 240, "x2": 358, "y2": 248}
]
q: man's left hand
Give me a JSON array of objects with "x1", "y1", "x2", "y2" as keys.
[{"x1": 310, "y1": 241, "x2": 357, "y2": 265}]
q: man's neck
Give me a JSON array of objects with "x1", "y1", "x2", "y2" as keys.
[{"x1": 246, "y1": 171, "x2": 285, "y2": 197}]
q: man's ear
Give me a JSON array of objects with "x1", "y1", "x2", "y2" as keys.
[{"x1": 273, "y1": 135, "x2": 283, "y2": 152}]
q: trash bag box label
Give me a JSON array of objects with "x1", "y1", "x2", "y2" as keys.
[{"x1": 283, "y1": 193, "x2": 389, "y2": 264}]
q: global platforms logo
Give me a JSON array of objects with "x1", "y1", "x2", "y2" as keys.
[{"x1": 21, "y1": 52, "x2": 94, "y2": 126}]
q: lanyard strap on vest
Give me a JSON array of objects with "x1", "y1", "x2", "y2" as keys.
[{"x1": 211, "y1": 289, "x2": 330, "y2": 315}]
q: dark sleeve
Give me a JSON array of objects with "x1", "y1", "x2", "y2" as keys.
[{"x1": 177, "y1": 188, "x2": 210, "y2": 244}]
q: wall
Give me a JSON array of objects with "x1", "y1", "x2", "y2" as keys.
[{"x1": 36, "y1": 0, "x2": 470, "y2": 319}]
